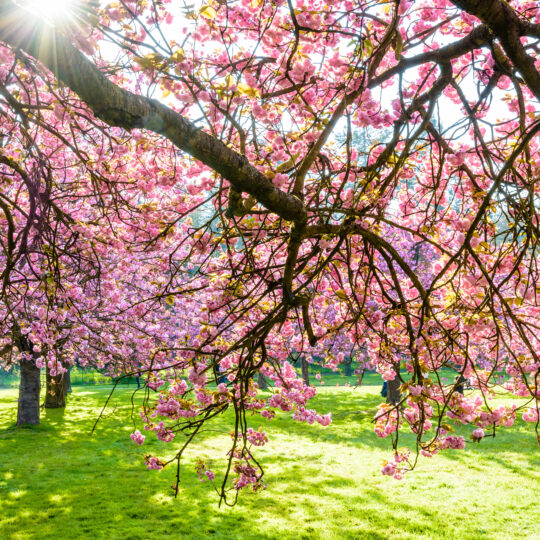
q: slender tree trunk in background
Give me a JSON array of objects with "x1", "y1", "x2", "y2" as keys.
[
  {"x1": 386, "y1": 377, "x2": 401, "y2": 405},
  {"x1": 17, "y1": 358, "x2": 41, "y2": 425},
  {"x1": 257, "y1": 372, "x2": 268, "y2": 390},
  {"x1": 301, "y1": 357, "x2": 310, "y2": 386},
  {"x1": 343, "y1": 356, "x2": 352, "y2": 376},
  {"x1": 44, "y1": 363, "x2": 66, "y2": 408},
  {"x1": 64, "y1": 366, "x2": 72, "y2": 394}
]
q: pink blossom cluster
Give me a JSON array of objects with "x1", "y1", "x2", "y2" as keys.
[
  {"x1": 381, "y1": 450, "x2": 411, "y2": 480},
  {"x1": 245, "y1": 428, "x2": 268, "y2": 447},
  {"x1": 195, "y1": 459, "x2": 215, "y2": 482},
  {"x1": 374, "y1": 404, "x2": 401, "y2": 438},
  {"x1": 144, "y1": 456, "x2": 165, "y2": 471},
  {"x1": 130, "y1": 430, "x2": 145, "y2": 446},
  {"x1": 232, "y1": 461, "x2": 265, "y2": 492},
  {"x1": 292, "y1": 407, "x2": 332, "y2": 426}
]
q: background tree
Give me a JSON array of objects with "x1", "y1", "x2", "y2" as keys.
[{"x1": 0, "y1": 48, "x2": 189, "y2": 422}]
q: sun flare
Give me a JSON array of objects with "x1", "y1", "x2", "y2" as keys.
[{"x1": 23, "y1": 0, "x2": 75, "y2": 22}]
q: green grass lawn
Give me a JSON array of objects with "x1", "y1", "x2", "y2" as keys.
[{"x1": 0, "y1": 385, "x2": 539, "y2": 540}]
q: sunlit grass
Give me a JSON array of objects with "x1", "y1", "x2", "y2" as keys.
[{"x1": 0, "y1": 385, "x2": 538, "y2": 539}]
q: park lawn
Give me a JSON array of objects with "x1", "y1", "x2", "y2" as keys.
[{"x1": 0, "y1": 385, "x2": 539, "y2": 540}]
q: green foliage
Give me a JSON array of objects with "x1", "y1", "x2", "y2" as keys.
[
  {"x1": 0, "y1": 368, "x2": 141, "y2": 389},
  {"x1": 0, "y1": 386, "x2": 538, "y2": 539}
]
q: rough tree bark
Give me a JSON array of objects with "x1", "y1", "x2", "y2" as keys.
[
  {"x1": 17, "y1": 357, "x2": 41, "y2": 425},
  {"x1": 301, "y1": 357, "x2": 310, "y2": 387},
  {"x1": 342, "y1": 356, "x2": 353, "y2": 377},
  {"x1": 13, "y1": 328, "x2": 41, "y2": 426},
  {"x1": 386, "y1": 377, "x2": 401, "y2": 406},
  {"x1": 64, "y1": 366, "x2": 72, "y2": 395},
  {"x1": 257, "y1": 372, "x2": 268, "y2": 390},
  {"x1": 44, "y1": 363, "x2": 66, "y2": 408}
]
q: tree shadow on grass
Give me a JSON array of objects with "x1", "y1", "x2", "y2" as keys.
[
  {"x1": 0, "y1": 386, "x2": 416, "y2": 539},
  {"x1": 439, "y1": 424, "x2": 540, "y2": 477},
  {"x1": 1, "y1": 387, "x2": 539, "y2": 540},
  {"x1": 43, "y1": 406, "x2": 66, "y2": 425},
  {"x1": 263, "y1": 389, "x2": 404, "y2": 451}
]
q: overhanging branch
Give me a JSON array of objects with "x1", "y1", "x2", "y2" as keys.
[{"x1": 0, "y1": 1, "x2": 306, "y2": 223}]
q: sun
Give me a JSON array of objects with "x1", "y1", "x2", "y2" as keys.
[{"x1": 22, "y1": 0, "x2": 76, "y2": 23}]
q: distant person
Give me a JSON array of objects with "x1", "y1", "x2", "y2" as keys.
[
  {"x1": 454, "y1": 374, "x2": 465, "y2": 394},
  {"x1": 381, "y1": 380, "x2": 388, "y2": 398},
  {"x1": 217, "y1": 364, "x2": 227, "y2": 385}
]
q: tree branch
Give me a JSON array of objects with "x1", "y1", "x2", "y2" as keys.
[
  {"x1": 451, "y1": 0, "x2": 540, "y2": 100},
  {"x1": 0, "y1": 1, "x2": 306, "y2": 223}
]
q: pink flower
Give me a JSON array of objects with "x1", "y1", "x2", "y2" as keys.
[
  {"x1": 246, "y1": 427, "x2": 268, "y2": 446},
  {"x1": 317, "y1": 413, "x2": 332, "y2": 426},
  {"x1": 447, "y1": 152, "x2": 465, "y2": 167},
  {"x1": 523, "y1": 408, "x2": 539, "y2": 423},
  {"x1": 472, "y1": 428, "x2": 485, "y2": 441},
  {"x1": 169, "y1": 380, "x2": 189, "y2": 396},
  {"x1": 130, "y1": 430, "x2": 145, "y2": 445},
  {"x1": 145, "y1": 456, "x2": 164, "y2": 471},
  {"x1": 273, "y1": 173, "x2": 289, "y2": 189},
  {"x1": 252, "y1": 103, "x2": 267, "y2": 120},
  {"x1": 188, "y1": 364, "x2": 207, "y2": 387}
]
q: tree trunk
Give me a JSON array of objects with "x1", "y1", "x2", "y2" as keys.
[
  {"x1": 386, "y1": 377, "x2": 401, "y2": 405},
  {"x1": 17, "y1": 358, "x2": 41, "y2": 425},
  {"x1": 301, "y1": 357, "x2": 310, "y2": 386},
  {"x1": 64, "y1": 366, "x2": 72, "y2": 394},
  {"x1": 257, "y1": 372, "x2": 268, "y2": 390},
  {"x1": 343, "y1": 356, "x2": 352, "y2": 376},
  {"x1": 44, "y1": 364, "x2": 66, "y2": 408}
]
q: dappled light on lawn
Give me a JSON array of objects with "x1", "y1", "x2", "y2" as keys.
[{"x1": 0, "y1": 386, "x2": 539, "y2": 539}]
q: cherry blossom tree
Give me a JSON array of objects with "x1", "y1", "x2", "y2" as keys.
[
  {"x1": 0, "y1": 44, "x2": 189, "y2": 422},
  {"x1": 1, "y1": 0, "x2": 540, "y2": 504}
]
